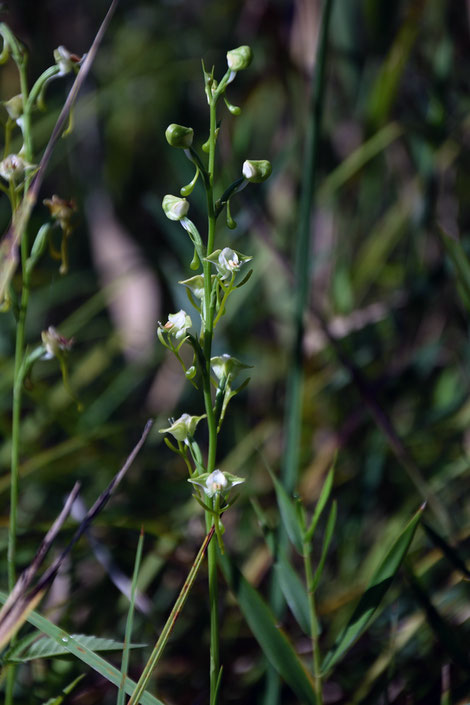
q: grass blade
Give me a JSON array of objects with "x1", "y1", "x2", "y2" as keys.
[
  {"x1": 321, "y1": 503, "x2": 424, "y2": 674},
  {"x1": 0, "y1": 591, "x2": 164, "y2": 705},
  {"x1": 311, "y1": 500, "x2": 337, "y2": 593},
  {"x1": 305, "y1": 467, "x2": 334, "y2": 542},
  {"x1": 127, "y1": 526, "x2": 215, "y2": 705},
  {"x1": 266, "y1": 464, "x2": 303, "y2": 553},
  {"x1": 118, "y1": 527, "x2": 145, "y2": 705},
  {"x1": 274, "y1": 552, "x2": 311, "y2": 635},
  {"x1": 219, "y1": 553, "x2": 317, "y2": 705}
]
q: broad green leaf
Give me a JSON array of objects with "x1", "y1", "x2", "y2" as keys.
[
  {"x1": 321, "y1": 504, "x2": 424, "y2": 674},
  {"x1": 0, "y1": 591, "x2": 164, "y2": 705},
  {"x1": 274, "y1": 552, "x2": 310, "y2": 635},
  {"x1": 305, "y1": 468, "x2": 334, "y2": 542},
  {"x1": 311, "y1": 500, "x2": 337, "y2": 593},
  {"x1": 7, "y1": 634, "x2": 145, "y2": 662},
  {"x1": 219, "y1": 554, "x2": 317, "y2": 705},
  {"x1": 266, "y1": 465, "x2": 303, "y2": 553}
]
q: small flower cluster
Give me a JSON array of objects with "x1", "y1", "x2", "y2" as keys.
[{"x1": 157, "y1": 46, "x2": 271, "y2": 548}]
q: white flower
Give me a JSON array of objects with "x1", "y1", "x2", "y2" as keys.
[
  {"x1": 242, "y1": 159, "x2": 272, "y2": 183},
  {"x1": 159, "y1": 413, "x2": 206, "y2": 444},
  {"x1": 159, "y1": 310, "x2": 192, "y2": 340},
  {"x1": 41, "y1": 326, "x2": 74, "y2": 360},
  {"x1": 205, "y1": 247, "x2": 252, "y2": 281},
  {"x1": 54, "y1": 46, "x2": 82, "y2": 76},
  {"x1": 0, "y1": 154, "x2": 34, "y2": 183},
  {"x1": 188, "y1": 469, "x2": 245, "y2": 499},
  {"x1": 179, "y1": 275, "x2": 206, "y2": 300}
]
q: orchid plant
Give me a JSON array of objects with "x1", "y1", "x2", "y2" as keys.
[{"x1": 158, "y1": 44, "x2": 271, "y2": 705}]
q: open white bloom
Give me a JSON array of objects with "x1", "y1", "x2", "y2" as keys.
[
  {"x1": 0, "y1": 154, "x2": 34, "y2": 183},
  {"x1": 160, "y1": 310, "x2": 192, "y2": 340},
  {"x1": 159, "y1": 413, "x2": 206, "y2": 444},
  {"x1": 41, "y1": 326, "x2": 74, "y2": 360},
  {"x1": 188, "y1": 469, "x2": 245, "y2": 499},
  {"x1": 206, "y1": 247, "x2": 252, "y2": 281},
  {"x1": 54, "y1": 45, "x2": 82, "y2": 75}
]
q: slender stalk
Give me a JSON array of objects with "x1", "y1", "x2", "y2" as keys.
[
  {"x1": 303, "y1": 542, "x2": 323, "y2": 705},
  {"x1": 127, "y1": 527, "x2": 215, "y2": 705},
  {"x1": 202, "y1": 92, "x2": 221, "y2": 705}
]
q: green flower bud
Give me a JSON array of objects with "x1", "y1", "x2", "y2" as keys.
[
  {"x1": 211, "y1": 354, "x2": 252, "y2": 382},
  {"x1": 226, "y1": 46, "x2": 253, "y2": 72},
  {"x1": 4, "y1": 94, "x2": 23, "y2": 121},
  {"x1": 162, "y1": 194, "x2": 190, "y2": 221},
  {"x1": 165, "y1": 123, "x2": 194, "y2": 149},
  {"x1": 242, "y1": 159, "x2": 272, "y2": 183}
]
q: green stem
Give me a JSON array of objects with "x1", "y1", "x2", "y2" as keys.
[
  {"x1": 303, "y1": 542, "x2": 323, "y2": 705},
  {"x1": 201, "y1": 90, "x2": 222, "y2": 705},
  {"x1": 127, "y1": 527, "x2": 215, "y2": 705}
]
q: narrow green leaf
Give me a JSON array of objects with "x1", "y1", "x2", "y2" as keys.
[
  {"x1": 266, "y1": 465, "x2": 303, "y2": 553},
  {"x1": 321, "y1": 504, "x2": 424, "y2": 674},
  {"x1": 305, "y1": 468, "x2": 334, "y2": 542},
  {"x1": 219, "y1": 554, "x2": 317, "y2": 705},
  {"x1": 311, "y1": 500, "x2": 337, "y2": 593},
  {"x1": 0, "y1": 591, "x2": 164, "y2": 705},
  {"x1": 274, "y1": 552, "x2": 310, "y2": 635},
  {"x1": 118, "y1": 527, "x2": 145, "y2": 705},
  {"x1": 7, "y1": 634, "x2": 145, "y2": 662},
  {"x1": 41, "y1": 674, "x2": 85, "y2": 705},
  {"x1": 440, "y1": 228, "x2": 470, "y2": 313}
]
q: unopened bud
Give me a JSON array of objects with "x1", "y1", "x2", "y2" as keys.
[
  {"x1": 165, "y1": 123, "x2": 194, "y2": 149},
  {"x1": 227, "y1": 46, "x2": 253, "y2": 72},
  {"x1": 4, "y1": 94, "x2": 23, "y2": 121},
  {"x1": 242, "y1": 159, "x2": 272, "y2": 183},
  {"x1": 162, "y1": 194, "x2": 190, "y2": 221}
]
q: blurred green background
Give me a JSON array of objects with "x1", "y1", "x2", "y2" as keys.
[{"x1": 1, "y1": 0, "x2": 470, "y2": 703}]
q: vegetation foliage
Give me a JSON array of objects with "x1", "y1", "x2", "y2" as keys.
[{"x1": 0, "y1": 1, "x2": 469, "y2": 704}]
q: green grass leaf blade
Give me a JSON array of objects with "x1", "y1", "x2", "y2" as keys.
[
  {"x1": 0, "y1": 591, "x2": 163, "y2": 705},
  {"x1": 440, "y1": 228, "x2": 470, "y2": 313},
  {"x1": 266, "y1": 465, "x2": 303, "y2": 553},
  {"x1": 274, "y1": 553, "x2": 311, "y2": 635},
  {"x1": 321, "y1": 504, "x2": 424, "y2": 674},
  {"x1": 40, "y1": 674, "x2": 85, "y2": 705},
  {"x1": 219, "y1": 554, "x2": 317, "y2": 705},
  {"x1": 118, "y1": 527, "x2": 145, "y2": 705},
  {"x1": 305, "y1": 467, "x2": 334, "y2": 542},
  {"x1": 311, "y1": 500, "x2": 337, "y2": 593}
]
